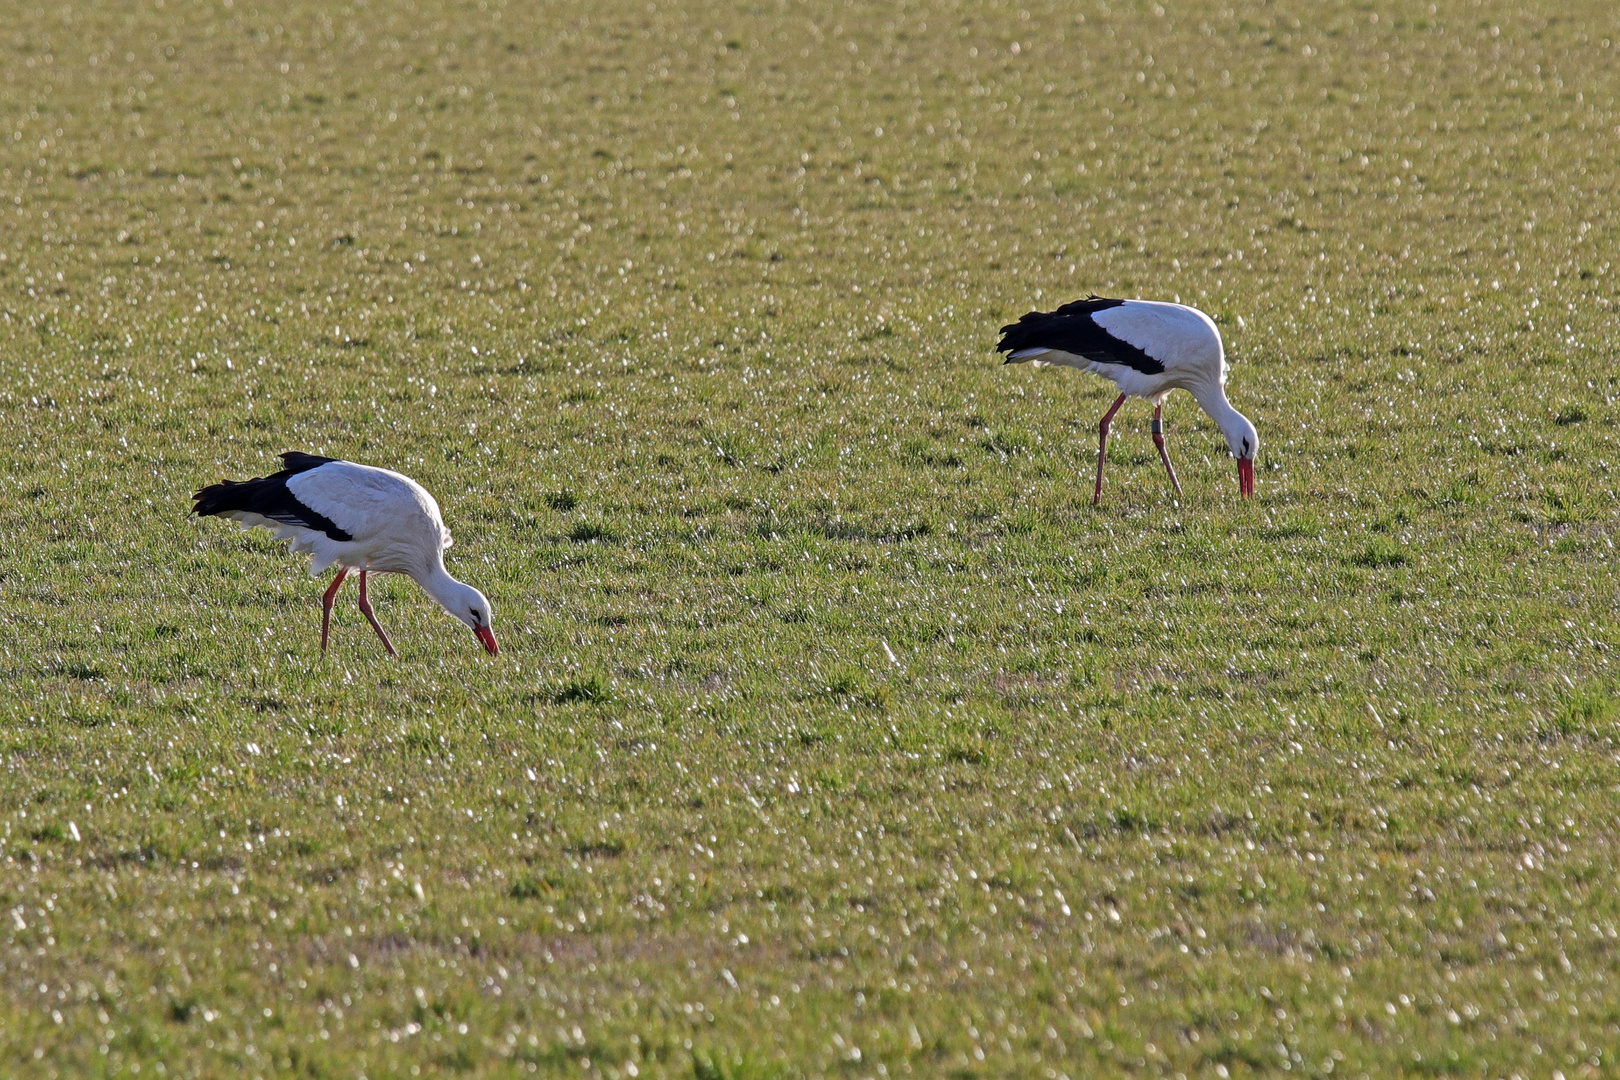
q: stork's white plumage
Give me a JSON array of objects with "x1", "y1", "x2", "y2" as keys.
[
  {"x1": 997, "y1": 297, "x2": 1259, "y2": 503},
  {"x1": 193, "y1": 453, "x2": 499, "y2": 656}
]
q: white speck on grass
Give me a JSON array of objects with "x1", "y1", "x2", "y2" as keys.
[{"x1": 68, "y1": 822, "x2": 80, "y2": 842}]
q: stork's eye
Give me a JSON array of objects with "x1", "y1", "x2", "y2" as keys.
[{"x1": 469, "y1": 609, "x2": 482, "y2": 626}]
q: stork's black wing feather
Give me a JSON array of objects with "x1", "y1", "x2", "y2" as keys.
[
  {"x1": 278, "y1": 451, "x2": 341, "y2": 474},
  {"x1": 191, "y1": 453, "x2": 353, "y2": 541},
  {"x1": 996, "y1": 296, "x2": 1165, "y2": 375}
]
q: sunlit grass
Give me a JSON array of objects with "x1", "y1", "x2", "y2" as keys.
[{"x1": 2, "y1": 0, "x2": 1618, "y2": 1076}]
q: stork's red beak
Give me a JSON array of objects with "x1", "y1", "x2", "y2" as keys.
[
  {"x1": 1237, "y1": 457, "x2": 1255, "y2": 498},
  {"x1": 475, "y1": 626, "x2": 500, "y2": 656}
]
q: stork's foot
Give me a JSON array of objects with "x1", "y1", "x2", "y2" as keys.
[
  {"x1": 1152, "y1": 404, "x2": 1183, "y2": 496},
  {"x1": 356, "y1": 570, "x2": 399, "y2": 657},
  {"x1": 320, "y1": 568, "x2": 350, "y2": 653},
  {"x1": 1093, "y1": 393, "x2": 1129, "y2": 506}
]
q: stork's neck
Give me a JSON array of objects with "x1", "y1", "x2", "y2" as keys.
[
  {"x1": 1190, "y1": 384, "x2": 1258, "y2": 457},
  {"x1": 1192, "y1": 384, "x2": 1243, "y2": 430},
  {"x1": 416, "y1": 562, "x2": 466, "y2": 613}
]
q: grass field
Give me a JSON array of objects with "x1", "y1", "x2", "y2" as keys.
[{"x1": 3, "y1": 0, "x2": 1619, "y2": 1076}]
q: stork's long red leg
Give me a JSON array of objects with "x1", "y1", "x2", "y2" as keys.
[
  {"x1": 1152, "y1": 404, "x2": 1183, "y2": 496},
  {"x1": 1092, "y1": 393, "x2": 1129, "y2": 506},
  {"x1": 320, "y1": 567, "x2": 349, "y2": 653},
  {"x1": 356, "y1": 570, "x2": 399, "y2": 657}
]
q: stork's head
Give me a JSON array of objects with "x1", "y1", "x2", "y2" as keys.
[
  {"x1": 1223, "y1": 413, "x2": 1259, "y2": 498},
  {"x1": 432, "y1": 578, "x2": 500, "y2": 655}
]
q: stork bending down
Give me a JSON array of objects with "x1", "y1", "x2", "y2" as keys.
[
  {"x1": 193, "y1": 452, "x2": 499, "y2": 656},
  {"x1": 997, "y1": 296, "x2": 1258, "y2": 503}
]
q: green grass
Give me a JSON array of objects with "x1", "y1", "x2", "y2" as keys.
[{"x1": 2, "y1": 0, "x2": 1619, "y2": 1076}]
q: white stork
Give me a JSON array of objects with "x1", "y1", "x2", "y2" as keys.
[
  {"x1": 997, "y1": 297, "x2": 1258, "y2": 503},
  {"x1": 193, "y1": 452, "x2": 499, "y2": 656}
]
